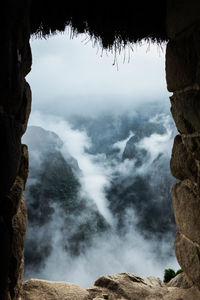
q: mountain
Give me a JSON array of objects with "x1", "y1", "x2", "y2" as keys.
[
  {"x1": 122, "y1": 122, "x2": 166, "y2": 165},
  {"x1": 108, "y1": 120, "x2": 176, "y2": 237},
  {"x1": 23, "y1": 112, "x2": 178, "y2": 283},
  {"x1": 68, "y1": 113, "x2": 176, "y2": 238},
  {"x1": 23, "y1": 126, "x2": 109, "y2": 274}
]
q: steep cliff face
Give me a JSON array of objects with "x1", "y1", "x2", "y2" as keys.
[{"x1": 23, "y1": 126, "x2": 109, "y2": 275}]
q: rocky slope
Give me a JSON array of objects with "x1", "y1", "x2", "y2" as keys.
[
  {"x1": 21, "y1": 272, "x2": 199, "y2": 300},
  {"x1": 23, "y1": 126, "x2": 109, "y2": 275},
  {"x1": 106, "y1": 116, "x2": 176, "y2": 239}
]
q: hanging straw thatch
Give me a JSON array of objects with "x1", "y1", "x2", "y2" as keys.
[{"x1": 30, "y1": 0, "x2": 168, "y2": 49}]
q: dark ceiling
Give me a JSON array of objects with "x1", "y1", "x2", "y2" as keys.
[{"x1": 30, "y1": 0, "x2": 167, "y2": 48}]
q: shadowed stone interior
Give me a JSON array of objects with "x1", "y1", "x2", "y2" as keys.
[{"x1": 1, "y1": 0, "x2": 200, "y2": 299}]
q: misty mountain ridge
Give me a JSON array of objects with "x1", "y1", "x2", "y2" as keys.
[
  {"x1": 23, "y1": 111, "x2": 177, "y2": 286},
  {"x1": 24, "y1": 126, "x2": 109, "y2": 271}
]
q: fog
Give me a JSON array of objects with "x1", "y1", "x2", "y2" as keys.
[{"x1": 23, "y1": 31, "x2": 179, "y2": 288}]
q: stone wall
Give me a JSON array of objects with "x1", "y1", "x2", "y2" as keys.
[
  {"x1": 0, "y1": 1, "x2": 31, "y2": 299},
  {"x1": 166, "y1": 0, "x2": 200, "y2": 288}
]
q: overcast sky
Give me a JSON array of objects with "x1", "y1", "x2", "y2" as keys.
[{"x1": 27, "y1": 30, "x2": 171, "y2": 117}]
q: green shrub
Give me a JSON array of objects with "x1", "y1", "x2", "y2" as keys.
[
  {"x1": 163, "y1": 268, "x2": 176, "y2": 283},
  {"x1": 163, "y1": 268, "x2": 183, "y2": 283},
  {"x1": 175, "y1": 269, "x2": 183, "y2": 276}
]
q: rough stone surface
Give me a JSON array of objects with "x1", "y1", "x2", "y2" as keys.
[
  {"x1": 22, "y1": 279, "x2": 89, "y2": 300},
  {"x1": 0, "y1": 139, "x2": 29, "y2": 300},
  {"x1": 19, "y1": 144, "x2": 29, "y2": 189},
  {"x1": 10, "y1": 194, "x2": 27, "y2": 299},
  {"x1": 0, "y1": 114, "x2": 22, "y2": 197},
  {"x1": 167, "y1": 272, "x2": 193, "y2": 289},
  {"x1": 0, "y1": 1, "x2": 32, "y2": 299},
  {"x1": 17, "y1": 81, "x2": 32, "y2": 135},
  {"x1": 0, "y1": 180, "x2": 27, "y2": 300},
  {"x1": 166, "y1": 0, "x2": 200, "y2": 38},
  {"x1": 91, "y1": 273, "x2": 167, "y2": 300},
  {"x1": 21, "y1": 274, "x2": 200, "y2": 300},
  {"x1": 166, "y1": 9, "x2": 200, "y2": 290},
  {"x1": 172, "y1": 180, "x2": 200, "y2": 244},
  {"x1": 22, "y1": 41, "x2": 32, "y2": 77},
  {"x1": 88, "y1": 273, "x2": 200, "y2": 300},
  {"x1": 175, "y1": 232, "x2": 200, "y2": 287},
  {"x1": 5, "y1": 176, "x2": 24, "y2": 217},
  {"x1": 163, "y1": 286, "x2": 200, "y2": 300},
  {"x1": 171, "y1": 90, "x2": 200, "y2": 134},
  {"x1": 166, "y1": 36, "x2": 197, "y2": 92},
  {"x1": 182, "y1": 135, "x2": 200, "y2": 161},
  {"x1": 170, "y1": 135, "x2": 197, "y2": 181}
]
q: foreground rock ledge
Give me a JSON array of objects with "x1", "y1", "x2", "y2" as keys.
[
  {"x1": 21, "y1": 273, "x2": 200, "y2": 300},
  {"x1": 21, "y1": 279, "x2": 89, "y2": 300}
]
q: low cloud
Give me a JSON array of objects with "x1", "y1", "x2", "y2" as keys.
[{"x1": 24, "y1": 110, "x2": 179, "y2": 288}]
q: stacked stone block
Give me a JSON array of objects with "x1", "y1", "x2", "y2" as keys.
[{"x1": 166, "y1": 0, "x2": 200, "y2": 288}]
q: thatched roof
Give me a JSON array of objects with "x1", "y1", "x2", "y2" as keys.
[{"x1": 30, "y1": 1, "x2": 167, "y2": 48}]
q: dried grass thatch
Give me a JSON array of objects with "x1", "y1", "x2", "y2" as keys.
[{"x1": 30, "y1": 0, "x2": 167, "y2": 49}]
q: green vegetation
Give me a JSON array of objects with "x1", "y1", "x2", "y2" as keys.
[
  {"x1": 163, "y1": 268, "x2": 183, "y2": 283},
  {"x1": 175, "y1": 269, "x2": 183, "y2": 276}
]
